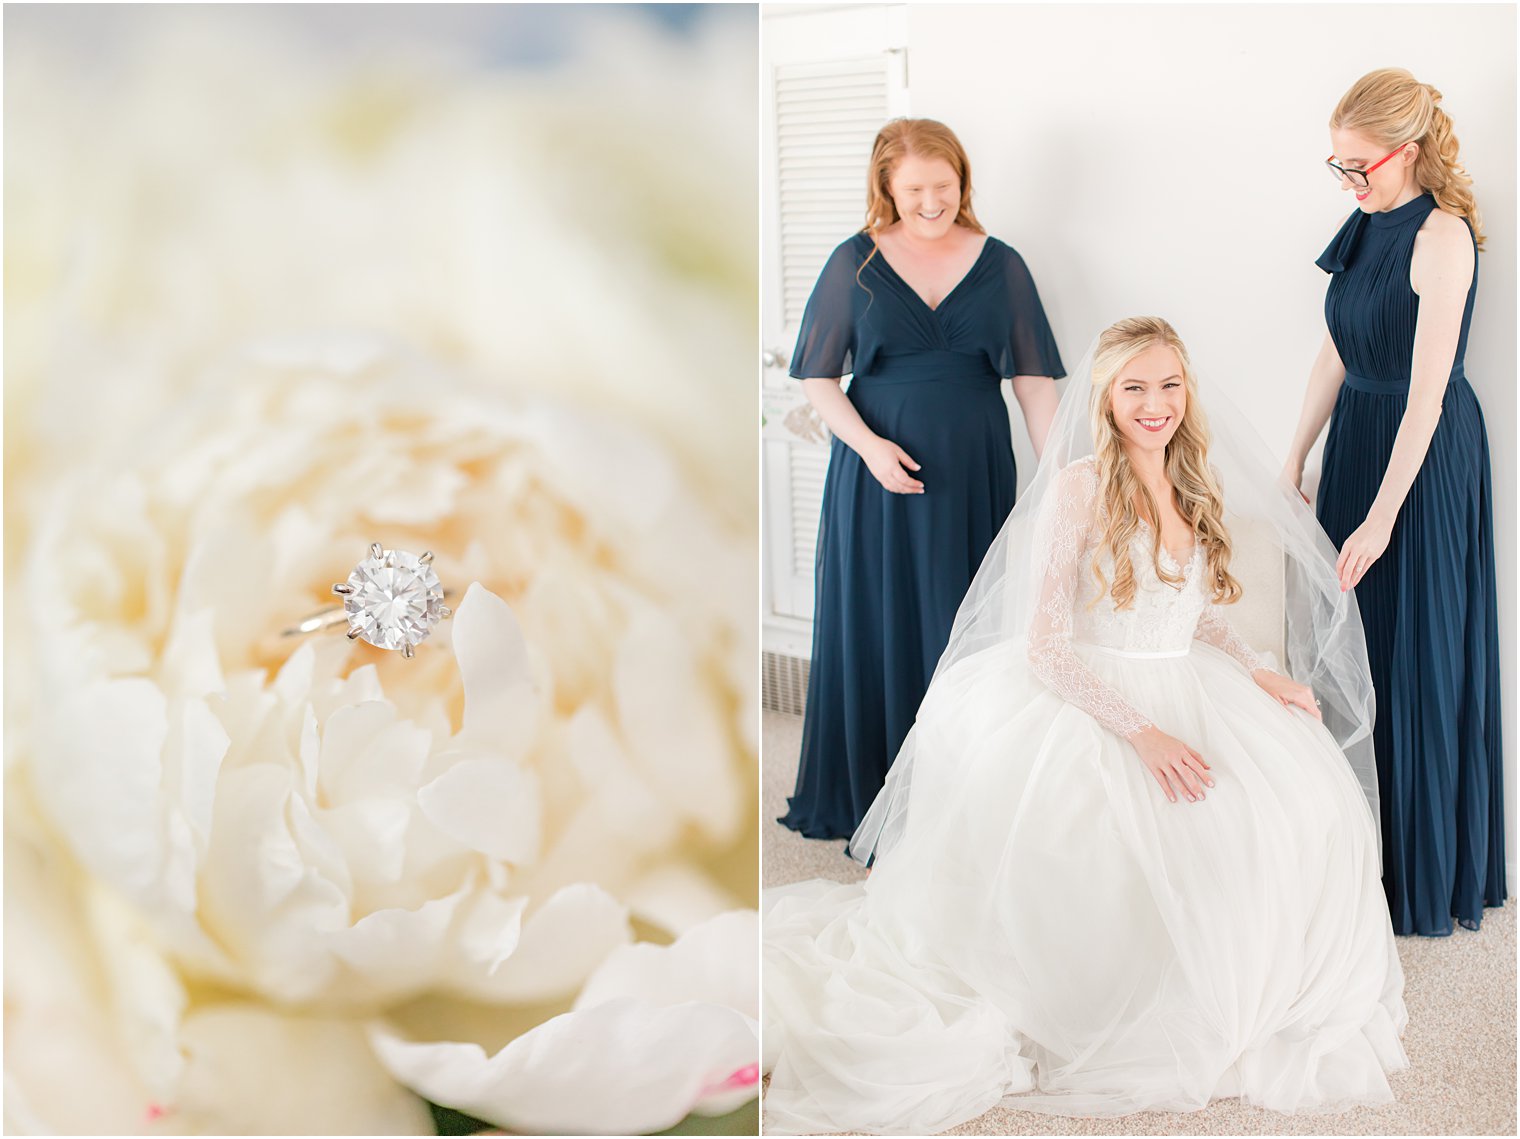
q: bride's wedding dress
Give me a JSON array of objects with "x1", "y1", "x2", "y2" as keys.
[{"x1": 763, "y1": 456, "x2": 1408, "y2": 1135}]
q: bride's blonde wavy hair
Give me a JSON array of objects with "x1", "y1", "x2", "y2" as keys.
[
  {"x1": 1088, "y1": 317, "x2": 1242, "y2": 611},
  {"x1": 1332, "y1": 68, "x2": 1485, "y2": 250}
]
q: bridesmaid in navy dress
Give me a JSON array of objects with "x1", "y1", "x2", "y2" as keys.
[
  {"x1": 781, "y1": 119, "x2": 1064, "y2": 841},
  {"x1": 1284, "y1": 70, "x2": 1505, "y2": 935}
]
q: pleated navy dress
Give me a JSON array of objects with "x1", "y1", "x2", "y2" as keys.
[
  {"x1": 1316, "y1": 192, "x2": 1506, "y2": 935},
  {"x1": 780, "y1": 232, "x2": 1064, "y2": 840}
]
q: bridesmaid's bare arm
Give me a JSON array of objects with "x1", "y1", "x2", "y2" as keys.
[
  {"x1": 1334, "y1": 210, "x2": 1473, "y2": 591},
  {"x1": 1011, "y1": 375, "x2": 1060, "y2": 459},
  {"x1": 1283, "y1": 332, "x2": 1348, "y2": 496},
  {"x1": 801, "y1": 376, "x2": 925, "y2": 494}
]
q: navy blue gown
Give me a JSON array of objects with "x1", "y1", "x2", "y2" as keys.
[
  {"x1": 1316, "y1": 193, "x2": 1506, "y2": 935},
  {"x1": 780, "y1": 232, "x2": 1064, "y2": 840}
]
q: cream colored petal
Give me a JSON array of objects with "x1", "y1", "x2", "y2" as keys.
[
  {"x1": 319, "y1": 797, "x2": 413, "y2": 886},
  {"x1": 621, "y1": 863, "x2": 745, "y2": 941},
  {"x1": 198, "y1": 765, "x2": 347, "y2": 1002},
  {"x1": 452, "y1": 888, "x2": 530, "y2": 981},
  {"x1": 574, "y1": 909, "x2": 758, "y2": 1018},
  {"x1": 316, "y1": 701, "x2": 432, "y2": 806},
  {"x1": 163, "y1": 695, "x2": 230, "y2": 851},
  {"x1": 31, "y1": 678, "x2": 168, "y2": 906},
  {"x1": 4, "y1": 814, "x2": 184, "y2": 1135},
  {"x1": 565, "y1": 705, "x2": 681, "y2": 853},
  {"x1": 614, "y1": 611, "x2": 742, "y2": 843},
  {"x1": 159, "y1": 606, "x2": 225, "y2": 700},
  {"x1": 452, "y1": 584, "x2": 538, "y2": 759},
  {"x1": 328, "y1": 882, "x2": 469, "y2": 1000},
  {"x1": 474, "y1": 882, "x2": 629, "y2": 1002},
  {"x1": 417, "y1": 752, "x2": 541, "y2": 866},
  {"x1": 171, "y1": 1005, "x2": 433, "y2": 1135},
  {"x1": 369, "y1": 997, "x2": 756, "y2": 1136}
]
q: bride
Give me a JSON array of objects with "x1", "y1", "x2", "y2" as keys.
[{"x1": 763, "y1": 317, "x2": 1408, "y2": 1135}]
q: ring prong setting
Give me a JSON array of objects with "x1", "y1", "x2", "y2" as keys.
[{"x1": 338, "y1": 544, "x2": 451, "y2": 657}]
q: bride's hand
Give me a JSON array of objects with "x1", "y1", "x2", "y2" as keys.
[
  {"x1": 1129, "y1": 726, "x2": 1214, "y2": 804},
  {"x1": 1251, "y1": 669, "x2": 1322, "y2": 721}
]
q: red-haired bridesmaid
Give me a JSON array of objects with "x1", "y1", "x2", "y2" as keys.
[{"x1": 781, "y1": 118, "x2": 1064, "y2": 842}]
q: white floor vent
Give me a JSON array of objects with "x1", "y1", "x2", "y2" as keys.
[{"x1": 762, "y1": 650, "x2": 810, "y2": 717}]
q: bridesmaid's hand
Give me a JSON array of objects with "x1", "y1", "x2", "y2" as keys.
[
  {"x1": 1251, "y1": 669, "x2": 1322, "y2": 721},
  {"x1": 1129, "y1": 726, "x2": 1213, "y2": 804},
  {"x1": 860, "y1": 435, "x2": 924, "y2": 494},
  {"x1": 1335, "y1": 514, "x2": 1392, "y2": 591}
]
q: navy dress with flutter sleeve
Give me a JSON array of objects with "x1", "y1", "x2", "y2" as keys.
[
  {"x1": 1315, "y1": 193, "x2": 1506, "y2": 935},
  {"x1": 781, "y1": 232, "x2": 1064, "y2": 841}
]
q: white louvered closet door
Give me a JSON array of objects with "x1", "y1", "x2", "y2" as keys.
[{"x1": 761, "y1": 4, "x2": 907, "y2": 658}]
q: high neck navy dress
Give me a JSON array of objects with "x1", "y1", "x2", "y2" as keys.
[
  {"x1": 1315, "y1": 193, "x2": 1506, "y2": 935},
  {"x1": 780, "y1": 232, "x2": 1064, "y2": 841}
]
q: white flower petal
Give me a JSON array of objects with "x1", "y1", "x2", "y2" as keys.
[
  {"x1": 86, "y1": 885, "x2": 190, "y2": 1101},
  {"x1": 452, "y1": 888, "x2": 529, "y2": 981},
  {"x1": 32, "y1": 678, "x2": 168, "y2": 905},
  {"x1": 297, "y1": 703, "x2": 321, "y2": 802},
  {"x1": 477, "y1": 882, "x2": 630, "y2": 1002},
  {"x1": 174, "y1": 1005, "x2": 433, "y2": 1135},
  {"x1": 328, "y1": 882, "x2": 469, "y2": 999},
  {"x1": 364, "y1": 460, "x2": 470, "y2": 525},
  {"x1": 319, "y1": 798, "x2": 413, "y2": 887},
  {"x1": 325, "y1": 660, "x2": 385, "y2": 715},
  {"x1": 417, "y1": 752, "x2": 541, "y2": 866},
  {"x1": 452, "y1": 584, "x2": 538, "y2": 757},
  {"x1": 566, "y1": 705, "x2": 681, "y2": 852},
  {"x1": 272, "y1": 640, "x2": 316, "y2": 705},
  {"x1": 316, "y1": 701, "x2": 431, "y2": 806},
  {"x1": 523, "y1": 405, "x2": 678, "y2": 532},
  {"x1": 3, "y1": 814, "x2": 186, "y2": 1134},
  {"x1": 575, "y1": 910, "x2": 758, "y2": 1018},
  {"x1": 621, "y1": 863, "x2": 746, "y2": 941},
  {"x1": 369, "y1": 997, "x2": 756, "y2": 1136},
  {"x1": 614, "y1": 611, "x2": 741, "y2": 842},
  {"x1": 164, "y1": 696, "x2": 231, "y2": 851},
  {"x1": 159, "y1": 606, "x2": 225, "y2": 699},
  {"x1": 199, "y1": 765, "x2": 348, "y2": 1001}
]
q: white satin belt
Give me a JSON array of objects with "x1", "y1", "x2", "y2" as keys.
[{"x1": 1076, "y1": 642, "x2": 1192, "y2": 659}]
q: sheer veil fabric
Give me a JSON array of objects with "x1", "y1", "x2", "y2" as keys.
[
  {"x1": 762, "y1": 337, "x2": 1406, "y2": 1135},
  {"x1": 852, "y1": 338, "x2": 1381, "y2": 867}
]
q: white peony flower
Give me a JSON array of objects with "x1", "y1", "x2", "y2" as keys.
[
  {"x1": 7, "y1": 336, "x2": 756, "y2": 1132},
  {"x1": 5, "y1": 7, "x2": 758, "y2": 1134}
]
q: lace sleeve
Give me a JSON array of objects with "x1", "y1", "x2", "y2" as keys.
[
  {"x1": 1026, "y1": 461, "x2": 1155, "y2": 739},
  {"x1": 1194, "y1": 604, "x2": 1263, "y2": 673}
]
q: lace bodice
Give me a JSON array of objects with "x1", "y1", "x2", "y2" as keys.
[{"x1": 1028, "y1": 458, "x2": 1262, "y2": 738}]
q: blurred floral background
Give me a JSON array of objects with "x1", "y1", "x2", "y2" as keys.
[{"x1": 4, "y1": 4, "x2": 759, "y2": 1135}]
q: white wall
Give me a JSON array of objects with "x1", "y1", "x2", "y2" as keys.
[{"x1": 904, "y1": 2, "x2": 1516, "y2": 880}]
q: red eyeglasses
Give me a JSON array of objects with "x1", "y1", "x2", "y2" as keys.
[{"x1": 1325, "y1": 144, "x2": 1408, "y2": 188}]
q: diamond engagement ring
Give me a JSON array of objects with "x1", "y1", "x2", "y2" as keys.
[{"x1": 283, "y1": 543, "x2": 453, "y2": 658}]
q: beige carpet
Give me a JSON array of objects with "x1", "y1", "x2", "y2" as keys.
[{"x1": 761, "y1": 711, "x2": 1517, "y2": 1136}]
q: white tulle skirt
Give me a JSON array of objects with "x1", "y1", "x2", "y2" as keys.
[{"x1": 762, "y1": 641, "x2": 1408, "y2": 1135}]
